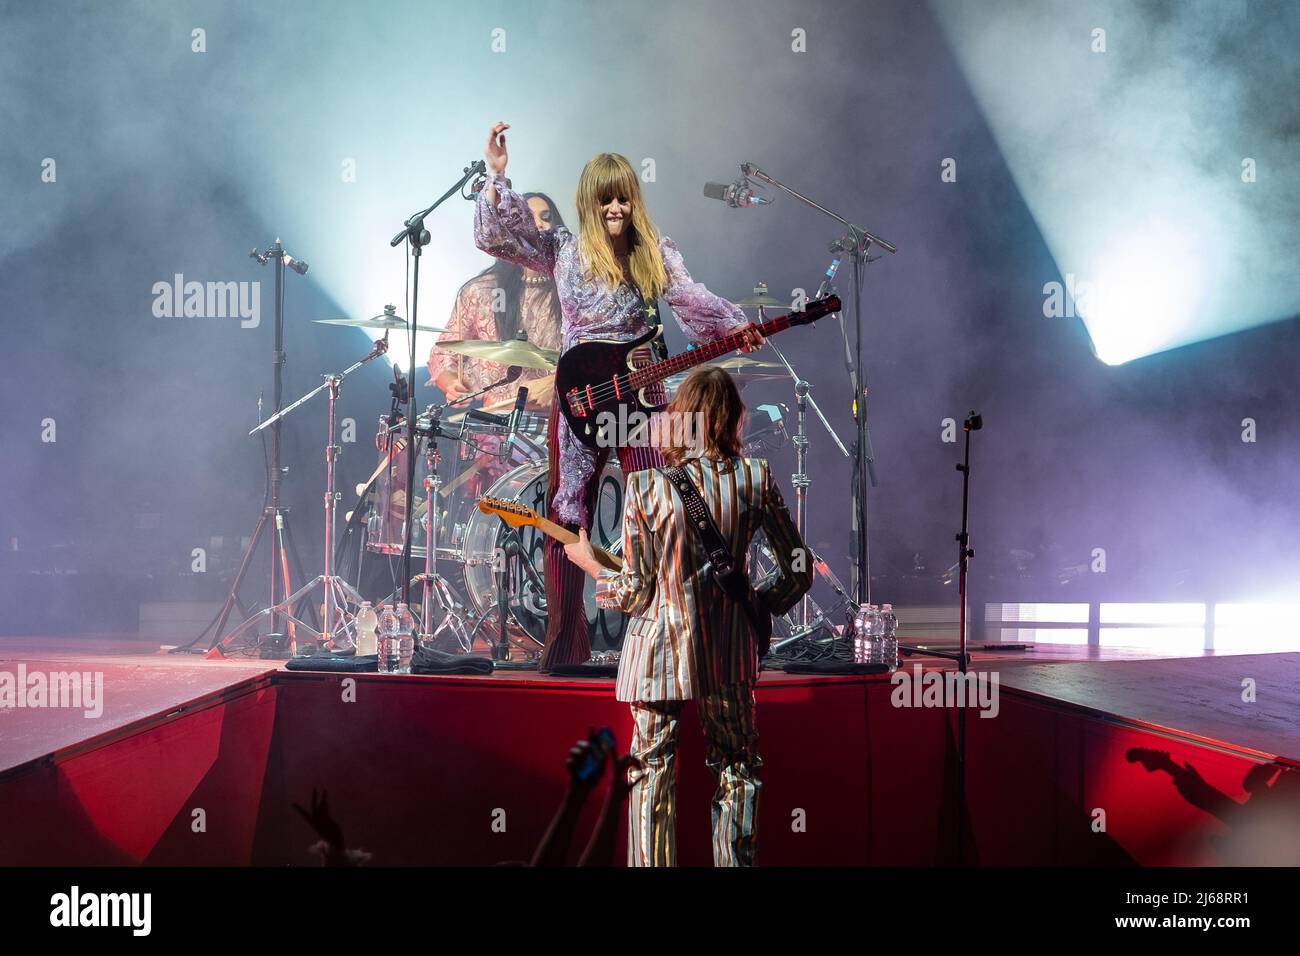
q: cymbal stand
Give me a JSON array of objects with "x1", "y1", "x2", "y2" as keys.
[
  {"x1": 754, "y1": 295, "x2": 849, "y2": 627},
  {"x1": 739, "y1": 163, "x2": 897, "y2": 602},
  {"x1": 415, "y1": 405, "x2": 472, "y2": 652},
  {"x1": 215, "y1": 337, "x2": 388, "y2": 655},
  {"x1": 391, "y1": 366, "x2": 523, "y2": 652}
]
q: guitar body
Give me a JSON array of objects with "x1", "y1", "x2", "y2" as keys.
[
  {"x1": 554, "y1": 329, "x2": 662, "y2": 450},
  {"x1": 554, "y1": 295, "x2": 841, "y2": 452}
]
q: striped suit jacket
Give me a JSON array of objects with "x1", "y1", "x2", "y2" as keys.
[{"x1": 596, "y1": 455, "x2": 813, "y2": 702}]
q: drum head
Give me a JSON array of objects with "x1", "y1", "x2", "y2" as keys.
[{"x1": 461, "y1": 460, "x2": 628, "y2": 651}]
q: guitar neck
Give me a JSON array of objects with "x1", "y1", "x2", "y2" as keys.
[
  {"x1": 529, "y1": 514, "x2": 623, "y2": 573},
  {"x1": 627, "y1": 313, "x2": 793, "y2": 390}
]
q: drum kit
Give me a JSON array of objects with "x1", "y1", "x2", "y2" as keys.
[{"x1": 206, "y1": 284, "x2": 854, "y2": 662}]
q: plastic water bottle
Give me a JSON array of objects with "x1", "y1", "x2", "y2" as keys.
[
  {"x1": 852, "y1": 603, "x2": 880, "y2": 664},
  {"x1": 394, "y1": 603, "x2": 416, "y2": 674},
  {"x1": 354, "y1": 602, "x2": 378, "y2": 657},
  {"x1": 377, "y1": 604, "x2": 399, "y2": 673},
  {"x1": 878, "y1": 603, "x2": 899, "y2": 672}
]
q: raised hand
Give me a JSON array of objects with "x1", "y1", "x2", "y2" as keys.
[
  {"x1": 485, "y1": 121, "x2": 510, "y2": 176},
  {"x1": 565, "y1": 730, "x2": 608, "y2": 796}
]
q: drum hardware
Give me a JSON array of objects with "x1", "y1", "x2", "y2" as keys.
[
  {"x1": 763, "y1": 543, "x2": 856, "y2": 655},
  {"x1": 215, "y1": 334, "x2": 390, "y2": 656},
  {"x1": 314, "y1": 304, "x2": 448, "y2": 334},
  {"x1": 434, "y1": 332, "x2": 560, "y2": 371},
  {"x1": 742, "y1": 403, "x2": 789, "y2": 455},
  {"x1": 733, "y1": 289, "x2": 789, "y2": 310},
  {"x1": 405, "y1": 365, "x2": 529, "y2": 653},
  {"x1": 413, "y1": 404, "x2": 474, "y2": 653},
  {"x1": 452, "y1": 460, "x2": 626, "y2": 652},
  {"x1": 489, "y1": 526, "x2": 544, "y2": 667},
  {"x1": 737, "y1": 163, "x2": 897, "y2": 604},
  {"x1": 749, "y1": 285, "x2": 850, "y2": 631}
]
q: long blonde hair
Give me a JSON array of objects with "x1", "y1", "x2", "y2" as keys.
[{"x1": 575, "y1": 153, "x2": 669, "y2": 301}]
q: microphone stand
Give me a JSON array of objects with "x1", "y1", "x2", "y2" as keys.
[
  {"x1": 390, "y1": 159, "x2": 486, "y2": 614},
  {"x1": 193, "y1": 239, "x2": 312, "y2": 658},
  {"x1": 740, "y1": 163, "x2": 896, "y2": 603},
  {"x1": 896, "y1": 410, "x2": 979, "y2": 863}
]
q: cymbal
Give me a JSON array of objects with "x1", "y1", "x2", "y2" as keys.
[
  {"x1": 434, "y1": 338, "x2": 559, "y2": 370},
  {"x1": 315, "y1": 313, "x2": 447, "y2": 333},
  {"x1": 442, "y1": 376, "x2": 557, "y2": 420},
  {"x1": 733, "y1": 292, "x2": 788, "y2": 310},
  {"x1": 665, "y1": 360, "x2": 786, "y2": 392},
  {"x1": 710, "y1": 355, "x2": 783, "y2": 371}
]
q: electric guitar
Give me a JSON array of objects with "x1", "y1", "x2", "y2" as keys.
[
  {"x1": 477, "y1": 495, "x2": 773, "y2": 650},
  {"x1": 477, "y1": 496, "x2": 622, "y2": 572},
  {"x1": 555, "y1": 294, "x2": 841, "y2": 450}
]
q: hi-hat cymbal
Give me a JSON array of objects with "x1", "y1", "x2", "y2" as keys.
[
  {"x1": 434, "y1": 338, "x2": 559, "y2": 370},
  {"x1": 733, "y1": 292, "x2": 788, "y2": 310},
  {"x1": 315, "y1": 313, "x2": 447, "y2": 334}
]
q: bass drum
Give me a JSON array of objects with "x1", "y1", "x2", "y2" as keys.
[{"x1": 452, "y1": 460, "x2": 629, "y2": 652}]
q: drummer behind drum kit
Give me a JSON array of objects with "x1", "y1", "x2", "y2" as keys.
[{"x1": 206, "y1": 285, "x2": 855, "y2": 663}]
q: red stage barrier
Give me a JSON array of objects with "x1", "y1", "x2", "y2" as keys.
[{"x1": 0, "y1": 667, "x2": 1287, "y2": 866}]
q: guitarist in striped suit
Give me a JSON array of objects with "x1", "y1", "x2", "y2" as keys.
[{"x1": 565, "y1": 367, "x2": 812, "y2": 866}]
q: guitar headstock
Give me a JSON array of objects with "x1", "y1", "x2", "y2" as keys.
[
  {"x1": 477, "y1": 495, "x2": 541, "y2": 529},
  {"x1": 787, "y1": 294, "x2": 841, "y2": 327}
]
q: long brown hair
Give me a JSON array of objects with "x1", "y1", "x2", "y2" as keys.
[
  {"x1": 575, "y1": 153, "x2": 669, "y2": 300},
  {"x1": 661, "y1": 367, "x2": 746, "y2": 466}
]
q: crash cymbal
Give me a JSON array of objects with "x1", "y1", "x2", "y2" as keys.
[
  {"x1": 434, "y1": 338, "x2": 559, "y2": 371},
  {"x1": 733, "y1": 292, "x2": 788, "y2": 310},
  {"x1": 314, "y1": 314, "x2": 447, "y2": 334}
]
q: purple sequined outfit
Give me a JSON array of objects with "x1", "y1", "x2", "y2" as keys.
[{"x1": 474, "y1": 171, "x2": 749, "y2": 525}]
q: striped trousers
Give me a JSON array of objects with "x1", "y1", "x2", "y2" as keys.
[
  {"x1": 539, "y1": 400, "x2": 662, "y2": 672},
  {"x1": 628, "y1": 686, "x2": 762, "y2": 866}
]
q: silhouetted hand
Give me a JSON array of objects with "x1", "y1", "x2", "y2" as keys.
[
  {"x1": 293, "y1": 789, "x2": 343, "y2": 847},
  {"x1": 293, "y1": 788, "x2": 356, "y2": 866},
  {"x1": 566, "y1": 730, "x2": 609, "y2": 797}
]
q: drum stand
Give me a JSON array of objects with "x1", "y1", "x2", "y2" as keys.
[
  {"x1": 415, "y1": 407, "x2": 473, "y2": 652},
  {"x1": 756, "y1": 304, "x2": 850, "y2": 632},
  {"x1": 464, "y1": 523, "x2": 543, "y2": 666},
  {"x1": 213, "y1": 339, "x2": 387, "y2": 656}
]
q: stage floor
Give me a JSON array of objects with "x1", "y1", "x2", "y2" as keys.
[
  {"x1": 4, "y1": 634, "x2": 1297, "y2": 775},
  {"x1": 3, "y1": 634, "x2": 1298, "y2": 865}
]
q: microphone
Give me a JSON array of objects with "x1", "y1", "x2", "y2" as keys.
[
  {"x1": 815, "y1": 258, "x2": 841, "y2": 299},
  {"x1": 506, "y1": 386, "x2": 529, "y2": 445},
  {"x1": 467, "y1": 408, "x2": 508, "y2": 428},
  {"x1": 703, "y1": 179, "x2": 770, "y2": 208}
]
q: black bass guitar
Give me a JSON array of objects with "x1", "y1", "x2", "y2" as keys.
[{"x1": 555, "y1": 294, "x2": 840, "y2": 450}]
